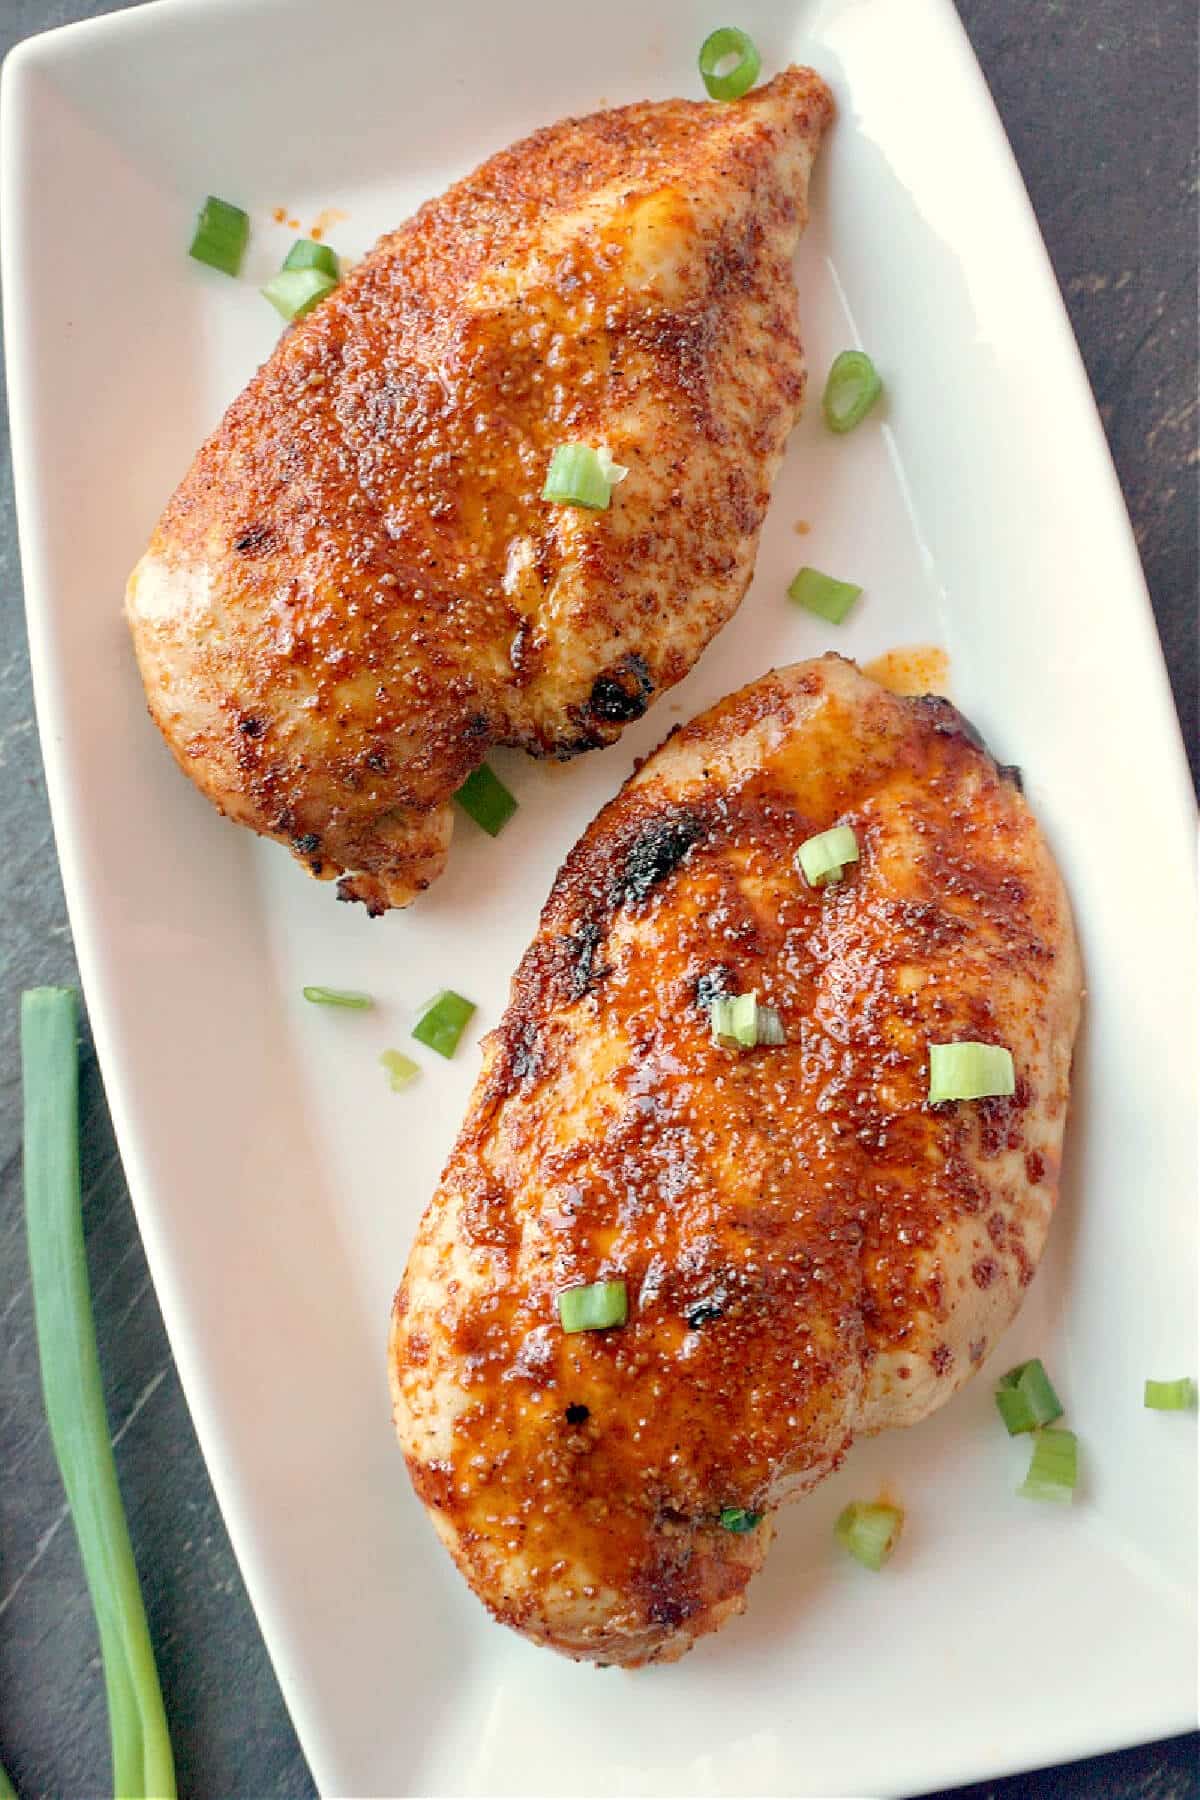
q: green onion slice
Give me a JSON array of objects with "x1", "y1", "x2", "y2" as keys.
[
  {"x1": 380, "y1": 1049, "x2": 420, "y2": 1091},
  {"x1": 558, "y1": 1280, "x2": 628, "y2": 1333},
  {"x1": 22, "y1": 990, "x2": 177, "y2": 1799},
  {"x1": 698, "y1": 27, "x2": 762, "y2": 100},
  {"x1": 796, "y1": 824, "x2": 859, "y2": 889},
  {"x1": 542, "y1": 443, "x2": 626, "y2": 510},
  {"x1": 823, "y1": 350, "x2": 883, "y2": 433},
  {"x1": 595, "y1": 446, "x2": 628, "y2": 486},
  {"x1": 994, "y1": 1359, "x2": 1064, "y2": 1435},
  {"x1": 188, "y1": 195, "x2": 249, "y2": 277},
  {"x1": 411, "y1": 989, "x2": 476, "y2": 1059},
  {"x1": 711, "y1": 992, "x2": 758, "y2": 1047},
  {"x1": 787, "y1": 566, "x2": 862, "y2": 625},
  {"x1": 835, "y1": 1500, "x2": 904, "y2": 1570},
  {"x1": 1017, "y1": 1427, "x2": 1078, "y2": 1503},
  {"x1": 0, "y1": 1756, "x2": 15, "y2": 1800},
  {"x1": 755, "y1": 1005, "x2": 786, "y2": 1046},
  {"x1": 709, "y1": 991, "x2": 785, "y2": 1049},
  {"x1": 282, "y1": 237, "x2": 339, "y2": 279},
  {"x1": 1144, "y1": 1377, "x2": 1197, "y2": 1411},
  {"x1": 453, "y1": 763, "x2": 518, "y2": 837},
  {"x1": 261, "y1": 267, "x2": 338, "y2": 322},
  {"x1": 718, "y1": 1506, "x2": 762, "y2": 1532},
  {"x1": 928, "y1": 1041, "x2": 1015, "y2": 1104},
  {"x1": 302, "y1": 985, "x2": 373, "y2": 1009}
]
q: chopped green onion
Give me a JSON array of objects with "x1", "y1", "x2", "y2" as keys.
[
  {"x1": 380, "y1": 1049, "x2": 420, "y2": 1091},
  {"x1": 718, "y1": 1506, "x2": 762, "y2": 1532},
  {"x1": 755, "y1": 1005, "x2": 786, "y2": 1046},
  {"x1": 595, "y1": 446, "x2": 628, "y2": 486},
  {"x1": 796, "y1": 824, "x2": 859, "y2": 889},
  {"x1": 698, "y1": 26, "x2": 762, "y2": 100},
  {"x1": 994, "y1": 1359, "x2": 1064, "y2": 1435},
  {"x1": 0, "y1": 1756, "x2": 14, "y2": 1800},
  {"x1": 1144, "y1": 1377, "x2": 1197, "y2": 1411},
  {"x1": 787, "y1": 566, "x2": 862, "y2": 625},
  {"x1": 282, "y1": 237, "x2": 339, "y2": 279},
  {"x1": 411, "y1": 989, "x2": 476, "y2": 1059},
  {"x1": 710, "y1": 991, "x2": 757, "y2": 1047},
  {"x1": 188, "y1": 195, "x2": 249, "y2": 277},
  {"x1": 835, "y1": 1500, "x2": 904, "y2": 1570},
  {"x1": 302, "y1": 985, "x2": 373, "y2": 1009},
  {"x1": 453, "y1": 763, "x2": 518, "y2": 837},
  {"x1": 21, "y1": 990, "x2": 176, "y2": 1800},
  {"x1": 1017, "y1": 1427, "x2": 1078, "y2": 1503},
  {"x1": 823, "y1": 350, "x2": 883, "y2": 433},
  {"x1": 261, "y1": 267, "x2": 338, "y2": 322},
  {"x1": 542, "y1": 443, "x2": 626, "y2": 510},
  {"x1": 557, "y1": 1280, "x2": 628, "y2": 1333},
  {"x1": 928, "y1": 1041, "x2": 1015, "y2": 1104},
  {"x1": 709, "y1": 991, "x2": 784, "y2": 1048}
]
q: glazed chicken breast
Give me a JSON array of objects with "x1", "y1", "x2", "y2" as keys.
[
  {"x1": 126, "y1": 70, "x2": 833, "y2": 912},
  {"x1": 390, "y1": 656, "x2": 1082, "y2": 1665}
]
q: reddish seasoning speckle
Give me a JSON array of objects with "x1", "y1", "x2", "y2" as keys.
[
  {"x1": 1012, "y1": 1241, "x2": 1035, "y2": 1288},
  {"x1": 1025, "y1": 1150, "x2": 1046, "y2": 1184},
  {"x1": 930, "y1": 1343, "x2": 953, "y2": 1375},
  {"x1": 971, "y1": 1257, "x2": 999, "y2": 1289}
]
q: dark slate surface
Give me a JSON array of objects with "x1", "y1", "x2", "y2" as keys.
[{"x1": 0, "y1": 0, "x2": 1195, "y2": 1795}]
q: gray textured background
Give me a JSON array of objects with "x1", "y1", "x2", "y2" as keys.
[{"x1": 1, "y1": 2, "x2": 1196, "y2": 1796}]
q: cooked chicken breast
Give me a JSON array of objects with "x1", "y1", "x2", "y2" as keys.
[
  {"x1": 126, "y1": 70, "x2": 833, "y2": 912},
  {"x1": 390, "y1": 655, "x2": 1082, "y2": 1665}
]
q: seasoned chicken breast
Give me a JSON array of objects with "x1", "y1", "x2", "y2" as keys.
[
  {"x1": 126, "y1": 70, "x2": 833, "y2": 911},
  {"x1": 390, "y1": 656, "x2": 1082, "y2": 1665}
]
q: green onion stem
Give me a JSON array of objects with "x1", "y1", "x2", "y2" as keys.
[
  {"x1": 787, "y1": 566, "x2": 862, "y2": 625},
  {"x1": 796, "y1": 824, "x2": 859, "y2": 888},
  {"x1": 1144, "y1": 1377, "x2": 1197, "y2": 1411},
  {"x1": 835, "y1": 1500, "x2": 904, "y2": 1570},
  {"x1": 718, "y1": 1507, "x2": 762, "y2": 1533},
  {"x1": 822, "y1": 350, "x2": 883, "y2": 433},
  {"x1": 188, "y1": 196, "x2": 249, "y2": 278},
  {"x1": 380, "y1": 1049, "x2": 420, "y2": 1091},
  {"x1": 21, "y1": 990, "x2": 175, "y2": 1800},
  {"x1": 709, "y1": 991, "x2": 785, "y2": 1049},
  {"x1": 453, "y1": 763, "x2": 518, "y2": 836},
  {"x1": 994, "y1": 1358, "x2": 1063, "y2": 1435},
  {"x1": 262, "y1": 267, "x2": 337, "y2": 323},
  {"x1": 928, "y1": 1041, "x2": 1015, "y2": 1104},
  {"x1": 698, "y1": 27, "x2": 761, "y2": 100},
  {"x1": 557, "y1": 1280, "x2": 628, "y2": 1333},
  {"x1": 411, "y1": 989, "x2": 476, "y2": 1059},
  {"x1": 282, "y1": 238, "x2": 339, "y2": 279},
  {"x1": 1017, "y1": 1426, "x2": 1078, "y2": 1503},
  {"x1": 0, "y1": 1756, "x2": 16, "y2": 1800},
  {"x1": 542, "y1": 443, "x2": 623, "y2": 511},
  {"x1": 301, "y1": 986, "x2": 373, "y2": 1009}
]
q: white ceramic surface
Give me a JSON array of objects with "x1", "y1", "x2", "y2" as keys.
[{"x1": 4, "y1": 0, "x2": 1196, "y2": 1794}]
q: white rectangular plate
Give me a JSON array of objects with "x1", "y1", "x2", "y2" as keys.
[{"x1": 4, "y1": 0, "x2": 1196, "y2": 1793}]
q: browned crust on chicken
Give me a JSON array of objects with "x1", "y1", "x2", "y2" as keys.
[
  {"x1": 126, "y1": 70, "x2": 834, "y2": 909},
  {"x1": 390, "y1": 656, "x2": 1083, "y2": 1665}
]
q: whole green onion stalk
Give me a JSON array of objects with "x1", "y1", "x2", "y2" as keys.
[{"x1": 21, "y1": 989, "x2": 175, "y2": 1800}]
